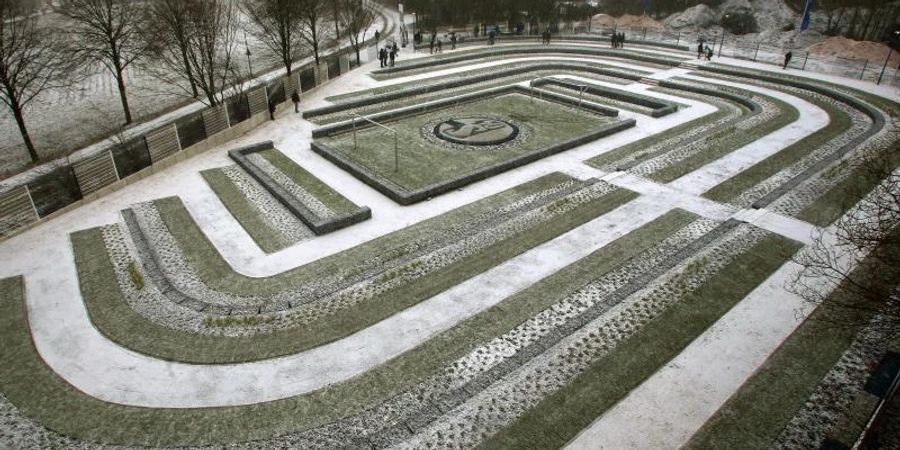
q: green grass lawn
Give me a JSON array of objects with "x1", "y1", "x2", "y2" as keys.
[
  {"x1": 200, "y1": 168, "x2": 295, "y2": 253},
  {"x1": 318, "y1": 93, "x2": 618, "y2": 192},
  {"x1": 0, "y1": 210, "x2": 696, "y2": 446},
  {"x1": 479, "y1": 233, "x2": 802, "y2": 449}
]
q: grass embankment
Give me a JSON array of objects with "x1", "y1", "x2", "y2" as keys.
[
  {"x1": 78, "y1": 180, "x2": 637, "y2": 363},
  {"x1": 1, "y1": 210, "x2": 695, "y2": 446},
  {"x1": 201, "y1": 168, "x2": 294, "y2": 253},
  {"x1": 320, "y1": 93, "x2": 617, "y2": 192},
  {"x1": 480, "y1": 233, "x2": 802, "y2": 449}
]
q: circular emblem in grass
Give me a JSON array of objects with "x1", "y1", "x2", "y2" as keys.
[{"x1": 434, "y1": 117, "x2": 519, "y2": 146}]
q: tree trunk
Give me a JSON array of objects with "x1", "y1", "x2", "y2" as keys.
[
  {"x1": 181, "y1": 46, "x2": 199, "y2": 98},
  {"x1": 11, "y1": 100, "x2": 39, "y2": 162},
  {"x1": 114, "y1": 67, "x2": 133, "y2": 124},
  {"x1": 356, "y1": 47, "x2": 360, "y2": 65}
]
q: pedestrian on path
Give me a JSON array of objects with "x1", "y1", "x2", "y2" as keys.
[
  {"x1": 451, "y1": 33, "x2": 457, "y2": 50},
  {"x1": 436, "y1": 39, "x2": 442, "y2": 53},
  {"x1": 488, "y1": 30, "x2": 495, "y2": 45},
  {"x1": 389, "y1": 48, "x2": 396, "y2": 66},
  {"x1": 430, "y1": 35, "x2": 435, "y2": 54},
  {"x1": 379, "y1": 47, "x2": 386, "y2": 67},
  {"x1": 268, "y1": 99, "x2": 276, "y2": 121},
  {"x1": 783, "y1": 50, "x2": 793, "y2": 69},
  {"x1": 619, "y1": 32, "x2": 626, "y2": 48},
  {"x1": 706, "y1": 46, "x2": 713, "y2": 60},
  {"x1": 291, "y1": 90, "x2": 300, "y2": 113},
  {"x1": 697, "y1": 42, "x2": 704, "y2": 59}
]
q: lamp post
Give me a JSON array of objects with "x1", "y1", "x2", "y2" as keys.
[
  {"x1": 877, "y1": 29, "x2": 900, "y2": 85},
  {"x1": 718, "y1": 14, "x2": 730, "y2": 58},
  {"x1": 244, "y1": 32, "x2": 253, "y2": 78}
]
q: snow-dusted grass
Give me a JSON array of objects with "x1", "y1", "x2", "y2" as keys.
[
  {"x1": 72, "y1": 178, "x2": 637, "y2": 363},
  {"x1": 319, "y1": 93, "x2": 616, "y2": 192},
  {"x1": 646, "y1": 86, "x2": 799, "y2": 183},
  {"x1": 0, "y1": 207, "x2": 698, "y2": 447},
  {"x1": 201, "y1": 167, "x2": 304, "y2": 253},
  {"x1": 480, "y1": 233, "x2": 801, "y2": 449},
  {"x1": 703, "y1": 83, "x2": 853, "y2": 204},
  {"x1": 683, "y1": 259, "x2": 887, "y2": 450},
  {"x1": 256, "y1": 148, "x2": 360, "y2": 216},
  {"x1": 585, "y1": 89, "x2": 739, "y2": 170}
]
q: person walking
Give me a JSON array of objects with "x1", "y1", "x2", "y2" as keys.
[
  {"x1": 451, "y1": 33, "x2": 457, "y2": 50},
  {"x1": 697, "y1": 41, "x2": 704, "y2": 59},
  {"x1": 436, "y1": 39, "x2": 442, "y2": 53},
  {"x1": 488, "y1": 30, "x2": 495, "y2": 45},
  {"x1": 611, "y1": 32, "x2": 615, "y2": 48},
  {"x1": 379, "y1": 47, "x2": 386, "y2": 67},
  {"x1": 268, "y1": 99, "x2": 276, "y2": 121},
  {"x1": 375, "y1": 30, "x2": 380, "y2": 42},
  {"x1": 291, "y1": 90, "x2": 300, "y2": 113},
  {"x1": 783, "y1": 50, "x2": 793, "y2": 69},
  {"x1": 389, "y1": 47, "x2": 396, "y2": 66},
  {"x1": 430, "y1": 35, "x2": 435, "y2": 54},
  {"x1": 620, "y1": 33, "x2": 625, "y2": 48},
  {"x1": 706, "y1": 46, "x2": 713, "y2": 60}
]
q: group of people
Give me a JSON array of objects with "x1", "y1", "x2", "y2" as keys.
[
  {"x1": 696, "y1": 42, "x2": 714, "y2": 60},
  {"x1": 427, "y1": 33, "x2": 457, "y2": 54},
  {"x1": 610, "y1": 32, "x2": 626, "y2": 48},
  {"x1": 379, "y1": 42, "x2": 398, "y2": 68},
  {"x1": 541, "y1": 29, "x2": 552, "y2": 45}
]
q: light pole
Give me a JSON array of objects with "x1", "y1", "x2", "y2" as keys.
[
  {"x1": 718, "y1": 14, "x2": 730, "y2": 58},
  {"x1": 244, "y1": 32, "x2": 253, "y2": 78},
  {"x1": 877, "y1": 29, "x2": 900, "y2": 85}
]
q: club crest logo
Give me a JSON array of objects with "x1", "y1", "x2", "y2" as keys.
[{"x1": 434, "y1": 117, "x2": 519, "y2": 146}]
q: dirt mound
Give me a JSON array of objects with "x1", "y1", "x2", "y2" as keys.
[
  {"x1": 806, "y1": 36, "x2": 899, "y2": 65},
  {"x1": 590, "y1": 13, "x2": 664, "y2": 30}
]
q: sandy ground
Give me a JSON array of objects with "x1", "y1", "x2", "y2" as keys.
[{"x1": 807, "y1": 36, "x2": 900, "y2": 66}]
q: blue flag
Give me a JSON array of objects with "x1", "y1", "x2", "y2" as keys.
[{"x1": 800, "y1": 0, "x2": 815, "y2": 31}]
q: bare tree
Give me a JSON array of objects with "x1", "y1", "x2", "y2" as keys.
[
  {"x1": 298, "y1": 0, "x2": 329, "y2": 65},
  {"x1": 338, "y1": 0, "x2": 377, "y2": 65},
  {"x1": 61, "y1": 0, "x2": 146, "y2": 125},
  {"x1": 0, "y1": 0, "x2": 66, "y2": 162},
  {"x1": 145, "y1": 0, "x2": 199, "y2": 98},
  {"x1": 243, "y1": 0, "x2": 304, "y2": 75},
  {"x1": 790, "y1": 152, "x2": 900, "y2": 339},
  {"x1": 147, "y1": 0, "x2": 241, "y2": 106}
]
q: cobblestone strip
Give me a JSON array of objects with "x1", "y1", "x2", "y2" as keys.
[
  {"x1": 246, "y1": 153, "x2": 336, "y2": 221},
  {"x1": 219, "y1": 166, "x2": 313, "y2": 244},
  {"x1": 773, "y1": 326, "x2": 887, "y2": 449},
  {"x1": 592, "y1": 90, "x2": 744, "y2": 172},
  {"x1": 629, "y1": 95, "x2": 779, "y2": 178},
  {"x1": 111, "y1": 180, "x2": 588, "y2": 333},
  {"x1": 397, "y1": 224, "x2": 767, "y2": 449}
]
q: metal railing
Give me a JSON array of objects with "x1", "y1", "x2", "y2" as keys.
[{"x1": 351, "y1": 112, "x2": 400, "y2": 172}]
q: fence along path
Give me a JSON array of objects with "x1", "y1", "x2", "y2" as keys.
[{"x1": 0, "y1": 186, "x2": 39, "y2": 238}]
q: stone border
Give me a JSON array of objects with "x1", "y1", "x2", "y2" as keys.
[
  {"x1": 312, "y1": 85, "x2": 635, "y2": 205},
  {"x1": 228, "y1": 141, "x2": 371, "y2": 235},
  {"x1": 304, "y1": 61, "x2": 642, "y2": 121},
  {"x1": 532, "y1": 77, "x2": 679, "y2": 117}
]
